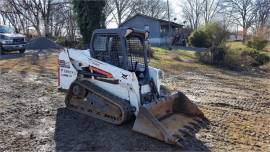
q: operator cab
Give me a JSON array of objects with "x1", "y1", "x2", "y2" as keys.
[{"x1": 90, "y1": 28, "x2": 150, "y2": 84}]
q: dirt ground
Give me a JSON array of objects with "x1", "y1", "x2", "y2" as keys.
[
  {"x1": 163, "y1": 70, "x2": 270, "y2": 151},
  {"x1": 0, "y1": 54, "x2": 269, "y2": 151}
]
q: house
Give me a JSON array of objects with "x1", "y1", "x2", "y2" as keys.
[
  {"x1": 228, "y1": 31, "x2": 244, "y2": 41},
  {"x1": 119, "y1": 14, "x2": 185, "y2": 46}
]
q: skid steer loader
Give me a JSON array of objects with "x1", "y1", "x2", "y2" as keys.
[{"x1": 58, "y1": 28, "x2": 208, "y2": 147}]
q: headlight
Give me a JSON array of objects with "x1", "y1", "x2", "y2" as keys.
[{"x1": 2, "y1": 40, "x2": 13, "y2": 44}]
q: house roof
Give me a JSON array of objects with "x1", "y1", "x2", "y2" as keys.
[
  {"x1": 119, "y1": 14, "x2": 183, "y2": 27},
  {"x1": 94, "y1": 27, "x2": 146, "y2": 35}
]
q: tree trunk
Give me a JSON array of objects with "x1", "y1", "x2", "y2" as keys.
[
  {"x1": 43, "y1": 0, "x2": 52, "y2": 37},
  {"x1": 242, "y1": 27, "x2": 247, "y2": 42}
]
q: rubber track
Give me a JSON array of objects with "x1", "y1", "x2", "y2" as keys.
[{"x1": 65, "y1": 79, "x2": 134, "y2": 125}]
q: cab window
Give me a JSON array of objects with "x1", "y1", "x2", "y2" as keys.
[{"x1": 92, "y1": 34, "x2": 123, "y2": 68}]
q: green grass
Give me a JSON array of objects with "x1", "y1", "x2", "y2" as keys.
[
  {"x1": 151, "y1": 47, "x2": 169, "y2": 55},
  {"x1": 175, "y1": 50, "x2": 197, "y2": 60},
  {"x1": 151, "y1": 47, "x2": 197, "y2": 60},
  {"x1": 264, "y1": 44, "x2": 270, "y2": 52},
  {"x1": 226, "y1": 41, "x2": 270, "y2": 56},
  {"x1": 149, "y1": 47, "x2": 211, "y2": 74},
  {"x1": 150, "y1": 44, "x2": 270, "y2": 74},
  {"x1": 223, "y1": 42, "x2": 270, "y2": 69},
  {"x1": 226, "y1": 42, "x2": 248, "y2": 49}
]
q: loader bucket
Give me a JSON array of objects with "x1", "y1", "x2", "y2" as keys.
[{"x1": 132, "y1": 92, "x2": 208, "y2": 147}]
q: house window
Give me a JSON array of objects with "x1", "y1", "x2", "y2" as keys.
[
  {"x1": 144, "y1": 25, "x2": 150, "y2": 31},
  {"x1": 160, "y1": 26, "x2": 166, "y2": 33}
]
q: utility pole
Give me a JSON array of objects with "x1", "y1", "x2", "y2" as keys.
[{"x1": 167, "y1": 0, "x2": 172, "y2": 49}]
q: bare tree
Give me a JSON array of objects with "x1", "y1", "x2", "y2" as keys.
[
  {"x1": 5, "y1": 0, "x2": 43, "y2": 35},
  {"x1": 0, "y1": 0, "x2": 6, "y2": 25},
  {"x1": 61, "y1": 4, "x2": 78, "y2": 41},
  {"x1": 49, "y1": 1, "x2": 72, "y2": 37},
  {"x1": 0, "y1": 0, "x2": 27, "y2": 33},
  {"x1": 105, "y1": 0, "x2": 171, "y2": 27},
  {"x1": 224, "y1": 0, "x2": 256, "y2": 41},
  {"x1": 181, "y1": 0, "x2": 204, "y2": 30},
  {"x1": 111, "y1": 0, "x2": 135, "y2": 26},
  {"x1": 202, "y1": 0, "x2": 222, "y2": 24},
  {"x1": 254, "y1": 0, "x2": 270, "y2": 29},
  {"x1": 0, "y1": 0, "x2": 71, "y2": 36},
  {"x1": 40, "y1": 0, "x2": 53, "y2": 36},
  {"x1": 133, "y1": 0, "x2": 168, "y2": 19},
  {"x1": 104, "y1": 0, "x2": 115, "y2": 26}
]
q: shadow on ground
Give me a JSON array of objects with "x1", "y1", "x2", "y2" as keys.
[{"x1": 54, "y1": 108, "x2": 209, "y2": 151}]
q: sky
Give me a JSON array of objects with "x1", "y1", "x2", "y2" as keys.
[
  {"x1": 107, "y1": 0, "x2": 182, "y2": 28},
  {"x1": 169, "y1": 0, "x2": 182, "y2": 22}
]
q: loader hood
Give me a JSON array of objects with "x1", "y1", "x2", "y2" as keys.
[{"x1": 67, "y1": 48, "x2": 91, "y2": 62}]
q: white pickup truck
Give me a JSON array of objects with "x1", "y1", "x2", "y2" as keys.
[{"x1": 0, "y1": 25, "x2": 27, "y2": 54}]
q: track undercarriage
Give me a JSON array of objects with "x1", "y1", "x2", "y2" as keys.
[{"x1": 65, "y1": 80, "x2": 134, "y2": 125}]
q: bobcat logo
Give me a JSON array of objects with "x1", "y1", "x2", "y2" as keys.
[{"x1": 122, "y1": 73, "x2": 128, "y2": 79}]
